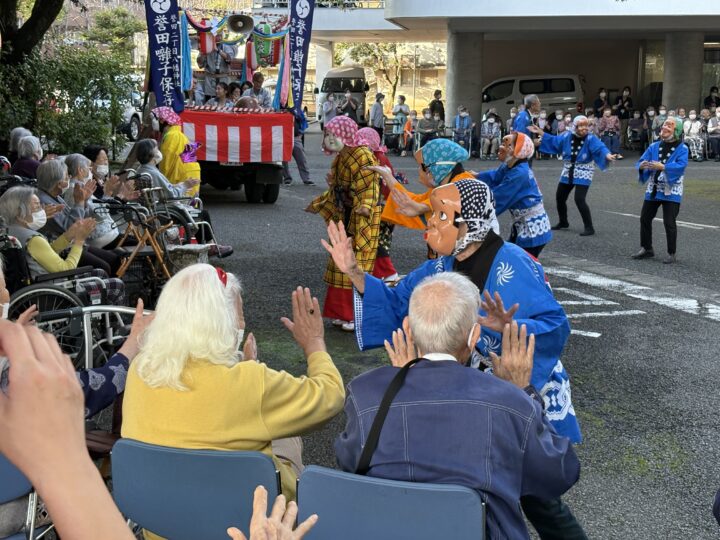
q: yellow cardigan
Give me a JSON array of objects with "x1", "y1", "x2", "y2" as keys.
[
  {"x1": 122, "y1": 351, "x2": 345, "y2": 504},
  {"x1": 158, "y1": 125, "x2": 201, "y2": 197}
]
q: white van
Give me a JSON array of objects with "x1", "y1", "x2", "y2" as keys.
[
  {"x1": 482, "y1": 74, "x2": 586, "y2": 122},
  {"x1": 314, "y1": 66, "x2": 370, "y2": 129}
]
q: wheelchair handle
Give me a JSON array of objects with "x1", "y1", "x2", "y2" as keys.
[{"x1": 35, "y1": 305, "x2": 152, "y2": 323}]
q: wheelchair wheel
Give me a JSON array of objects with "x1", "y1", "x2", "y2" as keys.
[{"x1": 9, "y1": 284, "x2": 86, "y2": 368}]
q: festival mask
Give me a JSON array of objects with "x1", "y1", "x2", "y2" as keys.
[
  {"x1": 322, "y1": 131, "x2": 344, "y2": 153},
  {"x1": 425, "y1": 183, "x2": 462, "y2": 256}
]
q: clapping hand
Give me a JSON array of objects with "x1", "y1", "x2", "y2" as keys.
[
  {"x1": 226, "y1": 486, "x2": 317, "y2": 540},
  {"x1": 392, "y1": 189, "x2": 429, "y2": 217},
  {"x1": 280, "y1": 287, "x2": 325, "y2": 357},
  {"x1": 321, "y1": 221, "x2": 357, "y2": 276},
  {"x1": 384, "y1": 317, "x2": 417, "y2": 368},
  {"x1": 489, "y1": 321, "x2": 535, "y2": 389},
  {"x1": 242, "y1": 332, "x2": 257, "y2": 362},
  {"x1": 43, "y1": 203, "x2": 64, "y2": 220},
  {"x1": 67, "y1": 218, "x2": 96, "y2": 242},
  {"x1": 479, "y1": 291, "x2": 519, "y2": 333},
  {"x1": 117, "y1": 299, "x2": 155, "y2": 362}
]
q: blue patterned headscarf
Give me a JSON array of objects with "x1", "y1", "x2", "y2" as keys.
[{"x1": 421, "y1": 139, "x2": 469, "y2": 186}]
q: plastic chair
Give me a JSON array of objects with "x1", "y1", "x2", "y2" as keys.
[
  {"x1": 0, "y1": 452, "x2": 52, "y2": 540},
  {"x1": 111, "y1": 439, "x2": 280, "y2": 540},
  {"x1": 296, "y1": 466, "x2": 486, "y2": 540}
]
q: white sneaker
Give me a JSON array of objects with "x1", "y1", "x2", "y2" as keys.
[
  {"x1": 331, "y1": 319, "x2": 345, "y2": 327},
  {"x1": 341, "y1": 321, "x2": 355, "y2": 332}
]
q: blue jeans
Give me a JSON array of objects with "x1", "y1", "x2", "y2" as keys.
[{"x1": 602, "y1": 134, "x2": 620, "y2": 154}]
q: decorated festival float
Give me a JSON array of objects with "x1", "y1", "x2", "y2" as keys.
[{"x1": 143, "y1": 0, "x2": 316, "y2": 204}]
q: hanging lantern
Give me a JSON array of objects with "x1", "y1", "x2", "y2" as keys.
[{"x1": 198, "y1": 18, "x2": 216, "y2": 55}]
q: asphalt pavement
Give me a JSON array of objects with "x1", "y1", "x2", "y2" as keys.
[{"x1": 201, "y1": 129, "x2": 720, "y2": 539}]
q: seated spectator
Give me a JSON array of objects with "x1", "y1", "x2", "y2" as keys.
[
  {"x1": 242, "y1": 72, "x2": 273, "y2": 109},
  {"x1": 9, "y1": 135, "x2": 42, "y2": 178},
  {"x1": 334, "y1": 272, "x2": 580, "y2": 540},
  {"x1": 228, "y1": 82, "x2": 242, "y2": 102},
  {"x1": 400, "y1": 110, "x2": 418, "y2": 157},
  {"x1": 152, "y1": 106, "x2": 202, "y2": 198},
  {"x1": 507, "y1": 106, "x2": 518, "y2": 134},
  {"x1": 707, "y1": 108, "x2": 720, "y2": 161},
  {"x1": 676, "y1": 107, "x2": 686, "y2": 123},
  {"x1": 135, "y1": 139, "x2": 232, "y2": 257},
  {"x1": 451, "y1": 105, "x2": 473, "y2": 150},
  {"x1": 683, "y1": 110, "x2": 705, "y2": 161},
  {"x1": 206, "y1": 82, "x2": 234, "y2": 110},
  {"x1": 598, "y1": 106, "x2": 622, "y2": 157},
  {"x1": 704, "y1": 86, "x2": 720, "y2": 112},
  {"x1": 479, "y1": 113, "x2": 501, "y2": 159},
  {"x1": 700, "y1": 108, "x2": 712, "y2": 132},
  {"x1": 628, "y1": 110, "x2": 648, "y2": 149},
  {"x1": 417, "y1": 108, "x2": 439, "y2": 148},
  {"x1": 7, "y1": 127, "x2": 31, "y2": 164},
  {"x1": 82, "y1": 144, "x2": 112, "y2": 191},
  {"x1": 0, "y1": 186, "x2": 125, "y2": 305},
  {"x1": 122, "y1": 265, "x2": 345, "y2": 510}
]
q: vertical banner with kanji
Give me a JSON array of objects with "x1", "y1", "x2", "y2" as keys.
[
  {"x1": 289, "y1": 0, "x2": 316, "y2": 114},
  {"x1": 144, "y1": 0, "x2": 184, "y2": 112}
]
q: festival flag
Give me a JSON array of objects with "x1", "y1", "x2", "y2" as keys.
[
  {"x1": 144, "y1": 0, "x2": 185, "y2": 112},
  {"x1": 289, "y1": 0, "x2": 315, "y2": 114}
]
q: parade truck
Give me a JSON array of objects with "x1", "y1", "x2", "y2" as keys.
[{"x1": 178, "y1": 107, "x2": 294, "y2": 204}]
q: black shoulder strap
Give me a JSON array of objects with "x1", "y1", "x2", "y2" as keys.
[{"x1": 355, "y1": 358, "x2": 425, "y2": 475}]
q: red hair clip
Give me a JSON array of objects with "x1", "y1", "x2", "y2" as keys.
[{"x1": 216, "y1": 267, "x2": 227, "y2": 287}]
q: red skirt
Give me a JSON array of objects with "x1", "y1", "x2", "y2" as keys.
[
  {"x1": 371, "y1": 256, "x2": 397, "y2": 279},
  {"x1": 323, "y1": 286, "x2": 354, "y2": 322}
]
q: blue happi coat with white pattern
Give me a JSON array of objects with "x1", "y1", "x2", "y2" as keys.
[{"x1": 354, "y1": 241, "x2": 581, "y2": 442}]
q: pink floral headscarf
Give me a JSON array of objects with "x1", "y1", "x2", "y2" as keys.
[
  {"x1": 152, "y1": 106, "x2": 182, "y2": 126},
  {"x1": 354, "y1": 127, "x2": 387, "y2": 154}
]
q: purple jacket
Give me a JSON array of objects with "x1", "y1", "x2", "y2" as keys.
[
  {"x1": 335, "y1": 359, "x2": 580, "y2": 539},
  {"x1": 9, "y1": 158, "x2": 40, "y2": 179}
]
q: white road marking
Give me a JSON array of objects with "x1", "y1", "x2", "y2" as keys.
[
  {"x1": 570, "y1": 329, "x2": 602, "y2": 338},
  {"x1": 603, "y1": 211, "x2": 719, "y2": 231},
  {"x1": 554, "y1": 287, "x2": 619, "y2": 306},
  {"x1": 546, "y1": 266, "x2": 720, "y2": 322},
  {"x1": 567, "y1": 309, "x2": 646, "y2": 319}
]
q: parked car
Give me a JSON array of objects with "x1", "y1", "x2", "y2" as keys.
[
  {"x1": 117, "y1": 90, "x2": 143, "y2": 141},
  {"x1": 314, "y1": 65, "x2": 370, "y2": 129},
  {"x1": 482, "y1": 74, "x2": 586, "y2": 122}
]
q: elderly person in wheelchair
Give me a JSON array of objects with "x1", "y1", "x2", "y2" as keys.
[
  {"x1": 0, "y1": 186, "x2": 126, "y2": 306},
  {"x1": 34, "y1": 158, "x2": 124, "y2": 276},
  {"x1": 135, "y1": 138, "x2": 233, "y2": 258}
]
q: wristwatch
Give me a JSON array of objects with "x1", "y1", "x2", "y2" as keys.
[{"x1": 523, "y1": 385, "x2": 544, "y2": 409}]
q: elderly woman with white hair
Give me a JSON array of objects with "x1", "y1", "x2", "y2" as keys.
[
  {"x1": 9, "y1": 135, "x2": 42, "y2": 179},
  {"x1": 530, "y1": 115, "x2": 616, "y2": 237},
  {"x1": 0, "y1": 186, "x2": 125, "y2": 305},
  {"x1": 34, "y1": 159, "x2": 121, "y2": 276},
  {"x1": 122, "y1": 264, "x2": 345, "y2": 512},
  {"x1": 7, "y1": 127, "x2": 32, "y2": 164}
]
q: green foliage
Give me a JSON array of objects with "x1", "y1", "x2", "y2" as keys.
[
  {"x1": 83, "y1": 7, "x2": 145, "y2": 64},
  {"x1": 335, "y1": 42, "x2": 402, "y2": 100},
  {"x1": 0, "y1": 43, "x2": 136, "y2": 154}
]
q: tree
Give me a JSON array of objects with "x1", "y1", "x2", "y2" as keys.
[
  {"x1": 83, "y1": 7, "x2": 145, "y2": 64},
  {"x1": 335, "y1": 42, "x2": 404, "y2": 104},
  {"x1": 0, "y1": 0, "x2": 79, "y2": 65}
]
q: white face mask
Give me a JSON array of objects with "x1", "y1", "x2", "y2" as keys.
[
  {"x1": 539, "y1": 113, "x2": 547, "y2": 119},
  {"x1": 634, "y1": 114, "x2": 641, "y2": 119},
  {"x1": 154, "y1": 151, "x2": 163, "y2": 163},
  {"x1": 604, "y1": 111, "x2": 611, "y2": 117},
  {"x1": 96, "y1": 164, "x2": 109, "y2": 177},
  {"x1": 460, "y1": 112, "x2": 468, "y2": 117},
  {"x1": 648, "y1": 111, "x2": 655, "y2": 117},
  {"x1": 659, "y1": 110, "x2": 666, "y2": 115},
  {"x1": 28, "y1": 209, "x2": 47, "y2": 231},
  {"x1": 599, "y1": 92, "x2": 606, "y2": 98},
  {"x1": 556, "y1": 112, "x2": 563, "y2": 118},
  {"x1": 510, "y1": 112, "x2": 516, "y2": 118},
  {"x1": 487, "y1": 118, "x2": 495, "y2": 124},
  {"x1": 1, "y1": 303, "x2": 8, "y2": 320},
  {"x1": 689, "y1": 114, "x2": 697, "y2": 120},
  {"x1": 328, "y1": 96, "x2": 334, "y2": 102},
  {"x1": 564, "y1": 117, "x2": 572, "y2": 123},
  {"x1": 424, "y1": 114, "x2": 431, "y2": 119}
]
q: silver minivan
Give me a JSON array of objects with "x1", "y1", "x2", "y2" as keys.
[
  {"x1": 314, "y1": 65, "x2": 370, "y2": 129},
  {"x1": 482, "y1": 74, "x2": 586, "y2": 121}
]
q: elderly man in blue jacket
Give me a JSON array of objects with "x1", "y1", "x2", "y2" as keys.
[{"x1": 334, "y1": 272, "x2": 583, "y2": 540}]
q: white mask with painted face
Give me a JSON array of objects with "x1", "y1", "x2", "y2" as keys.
[
  {"x1": 28, "y1": 209, "x2": 47, "y2": 231},
  {"x1": 323, "y1": 133, "x2": 344, "y2": 153}
]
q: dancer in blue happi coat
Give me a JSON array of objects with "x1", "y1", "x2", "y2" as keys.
[
  {"x1": 476, "y1": 132, "x2": 552, "y2": 257},
  {"x1": 321, "y1": 178, "x2": 580, "y2": 443},
  {"x1": 530, "y1": 115, "x2": 616, "y2": 237},
  {"x1": 632, "y1": 116, "x2": 688, "y2": 264}
]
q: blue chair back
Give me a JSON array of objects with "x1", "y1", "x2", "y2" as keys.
[
  {"x1": 111, "y1": 439, "x2": 280, "y2": 540},
  {"x1": 0, "y1": 452, "x2": 31, "y2": 504},
  {"x1": 297, "y1": 466, "x2": 486, "y2": 540}
]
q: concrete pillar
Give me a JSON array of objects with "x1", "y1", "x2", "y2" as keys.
[
  {"x1": 446, "y1": 27, "x2": 483, "y2": 125},
  {"x1": 662, "y1": 32, "x2": 704, "y2": 111},
  {"x1": 314, "y1": 40, "x2": 334, "y2": 92}
]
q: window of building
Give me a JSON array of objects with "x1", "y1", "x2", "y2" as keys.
[
  {"x1": 484, "y1": 80, "x2": 514, "y2": 101},
  {"x1": 400, "y1": 68, "x2": 413, "y2": 86}
]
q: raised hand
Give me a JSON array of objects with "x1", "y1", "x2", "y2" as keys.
[
  {"x1": 280, "y1": 287, "x2": 325, "y2": 357},
  {"x1": 489, "y1": 321, "x2": 535, "y2": 389},
  {"x1": 364, "y1": 165, "x2": 396, "y2": 190},
  {"x1": 392, "y1": 189, "x2": 429, "y2": 217},
  {"x1": 43, "y1": 203, "x2": 64, "y2": 219},
  {"x1": 384, "y1": 317, "x2": 416, "y2": 368},
  {"x1": 320, "y1": 221, "x2": 357, "y2": 276},
  {"x1": 479, "y1": 290, "x2": 519, "y2": 333},
  {"x1": 242, "y1": 332, "x2": 257, "y2": 361},
  {"x1": 117, "y1": 299, "x2": 154, "y2": 362},
  {"x1": 226, "y1": 486, "x2": 318, "y2": 540}
]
